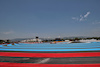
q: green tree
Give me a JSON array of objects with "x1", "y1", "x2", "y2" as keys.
[{"x1": 0, "y1": 40, "x2": 5, "y2": 44}]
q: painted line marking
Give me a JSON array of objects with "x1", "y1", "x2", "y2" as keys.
[{"x1": 0, "y1": 52, "x2": 100, "y2": 57}]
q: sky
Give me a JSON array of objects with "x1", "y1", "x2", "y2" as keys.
[{"x1": 0, "y1": 0, "x2": 100, "y2": 39}]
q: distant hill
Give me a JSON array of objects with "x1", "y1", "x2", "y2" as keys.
[
  {"x1": 11, "y1": 38, "x2": 33, "y2": 42},
  {"x1": 63, "y1": 36, "x2": 89, "y2": 39},
  {"x1": 11, "y1": 36, "x2": 98, "y2": 42},
  {"x1": 11, "y1": 38, "x2": 46, "y2": 42}
]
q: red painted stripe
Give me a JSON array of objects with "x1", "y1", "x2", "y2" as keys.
[
  {"x1": 0, "y1": 62, "x2": 100, "y2": 67},
  {"x1": 0, "y1": 52, "x2": 100, "y2": 57}
]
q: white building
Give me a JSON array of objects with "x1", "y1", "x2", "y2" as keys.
[
  {"x1": 21, "y1": 38, "x2": 42, "y2": 42},
  {"x1": 79, "y1": 39, "x2": 97, "y2": 42}
]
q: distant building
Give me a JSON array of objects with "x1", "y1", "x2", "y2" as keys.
[
  {"x1": 36, "y1": 36, "x2": 39, "y2": 42},
  {"x1": 65, "y1": 40, "x2": 70, "y2": 42},
  {"x1": 79, "y1": 39, "x2": 97, "y2": 42},
  {"x1": 21, "y1": 38, "x2": 42, "y2": 42}
]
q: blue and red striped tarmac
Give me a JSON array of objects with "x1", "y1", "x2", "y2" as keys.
[{"x1": 0, "y1": 42, "x2": 100, "y2": 67}]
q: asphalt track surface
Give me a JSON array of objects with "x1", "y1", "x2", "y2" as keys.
[
  {"x1": 0, "y1": 42, "x2": 100, "y2": 67},
  {"x1": 0, "y1": 56, "x2": 100, "y2": 64}
]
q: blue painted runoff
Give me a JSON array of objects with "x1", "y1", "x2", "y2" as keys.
[{"x1": 0, "y1": 42, "x2": 100, "y2": 51}]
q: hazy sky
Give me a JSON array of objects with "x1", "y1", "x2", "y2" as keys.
[{"x1": 0, "y1": 0, "x2": 100, "y2": 39}]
